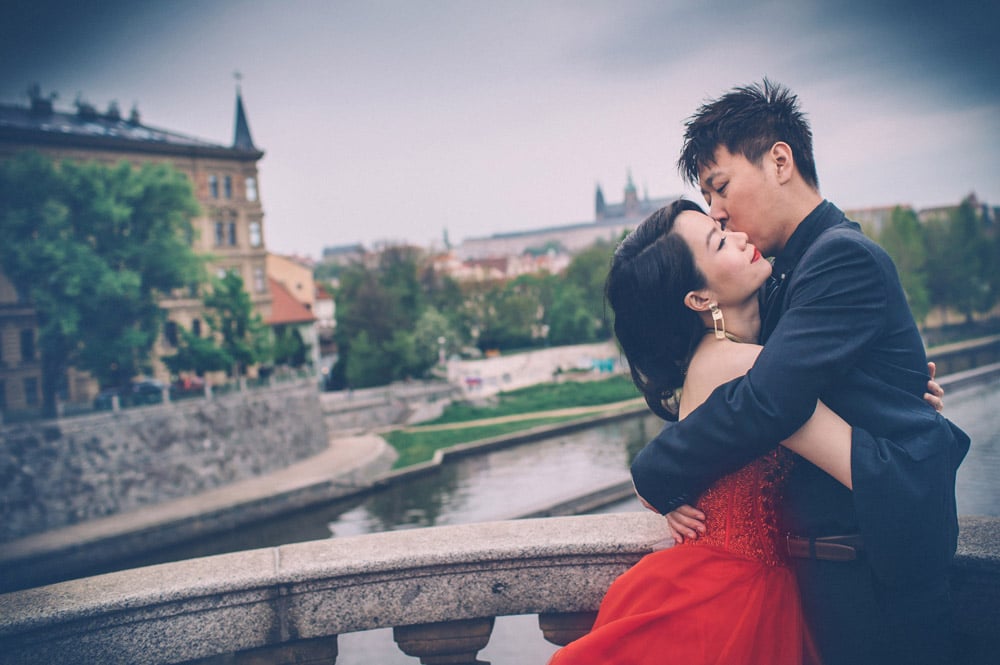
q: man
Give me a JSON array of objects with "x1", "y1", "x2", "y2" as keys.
[{"x1": 630, "y1": 80, "x2": 969, "y2": 664}]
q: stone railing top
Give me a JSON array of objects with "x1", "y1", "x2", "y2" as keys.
[
  {"x1": 0, "y1": 514, "x2": 665, "y2": 662},
  {"x1": 1, "y1": 514, "x2": 997, "y2": 665}
]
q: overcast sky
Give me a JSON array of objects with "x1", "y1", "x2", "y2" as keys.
[{"x1": 2, "y1": 0, "x2": 998, "y2": 258}]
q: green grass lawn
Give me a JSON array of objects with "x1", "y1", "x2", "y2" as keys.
[
  {"x1": 384, "y1": 374, "x2": 642, "y2": 468},
  {"x1": 426, "y1": 374, "x2": 640, "y2": 424},
  {"x1": 384, "y1": 415, "x2": 580, "y2": 468}
]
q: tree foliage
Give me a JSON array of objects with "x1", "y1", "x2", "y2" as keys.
[
  {"x1": 0, "y1": 151, "x2": 202, "y2": 413},
  {"x1": 201, "y1": 271, "x2": 272, "y2": 376},
  {"x1": 878, "y1": 206, "x2": 931, "y2": 324},
  {"x1": 878, "y1": 195, "x2": 997, "y2": 327}
]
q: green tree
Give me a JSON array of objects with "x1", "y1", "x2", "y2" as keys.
[
  {"x1": 272, "y1": 326, "x2": 310, "y2": 368},
  {"x1": 561, "y1": 239, "x2": 615, "y2": 339},
  {"x1": 878, "y1": 206, "x2": 931, "y2": 325},
  {"x1": 162, "y1": 327, "x2": 231, "y2": 376},
  {"x1": 412, "y1": 306, "x2": 461, "y2": 371},
  {"x1": 333, "y1": 245, "x2": 455, "y2": 388},
  {"x1": 0, "y1": 152, "x2": 202, "y2": 414},
  {"x1": 202, "y1": 271, "x2": 272, "y2": 376},
  {"x1": 477, "y1": 280, "x2": 539, "y2": 350},
  {"x1": 925, "y1": 197, "x2": 991, "y2": 323},
  {"x1": 547, "y1": 283, "x2": 596, "y2": 345}
]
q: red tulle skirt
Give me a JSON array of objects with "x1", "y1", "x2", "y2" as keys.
[{"x1": 548, "y1": 544, "x2": 820, "y2": 665}]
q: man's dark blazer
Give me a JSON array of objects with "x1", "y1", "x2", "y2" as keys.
[{"x1": 630, "y1": 200, "x2": 970, "y2": 585}]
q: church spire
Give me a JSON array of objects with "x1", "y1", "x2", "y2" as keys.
[
  {"x1": 232, "y1": 73, "x2": 257, "y2": 151},
  {"x1": 595, "y1": 182, "x2": 607, "y2": 220}
]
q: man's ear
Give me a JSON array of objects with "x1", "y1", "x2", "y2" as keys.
[
  {"x1": 684, "y1": 290, "x2": 713, "y2": 314},
  {"x1": 770, "y1": 142, "x2": 794, "y2": 185}
]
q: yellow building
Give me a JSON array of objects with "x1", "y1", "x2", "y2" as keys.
[{"x1": 0, "y1": 87, "x2": 272, "y2": 410}]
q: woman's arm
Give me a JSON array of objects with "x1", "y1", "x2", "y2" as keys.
[{"x1": 667, "y1": 341, "x2": 852, "y2": 543}]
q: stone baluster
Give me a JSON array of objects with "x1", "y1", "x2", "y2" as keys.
[
  {"x1": 537, "y1": 611, "x2": 597, "y2": 646},
  {"x1": 393, "y1": 617, "x2": 495, "y2": 664}
]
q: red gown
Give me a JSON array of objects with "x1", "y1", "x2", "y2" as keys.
[{"x1": 549, "y1": 450, "x2": 821, "y2": 665}]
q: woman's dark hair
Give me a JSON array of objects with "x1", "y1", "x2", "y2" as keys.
[{"x1": 605, "y1": 199, "x2": 707, "y2": 421}]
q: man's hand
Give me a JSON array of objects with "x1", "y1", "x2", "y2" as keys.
[
  {"x1": 924, "y1": 361, "x2": 944, "y2": 413},
  {"x1": 665, "y1": 504, "x2": 706, "y2": 544}
]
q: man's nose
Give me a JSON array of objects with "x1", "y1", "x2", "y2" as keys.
[{"x1": 709, "y1": 199, "x2": 727, "y2": 223}]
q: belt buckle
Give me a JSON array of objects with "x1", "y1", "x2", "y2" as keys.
[{"x1": 786, "y1": 533, "x2": 863, "y2": 562}]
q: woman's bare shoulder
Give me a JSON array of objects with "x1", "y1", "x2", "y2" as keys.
[{"x1": 681, "y1": 341, "x2": 763, "y2": 413}]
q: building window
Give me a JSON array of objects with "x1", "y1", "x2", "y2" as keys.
[
  {"x1": 215, "y1": 220, "x2": 225, "y2": 246},
  {"x1": 164, "y1": 320, "x2": 179, "y2": 347},
  {"x1": 245, "y1": 176, "x2": 258, "y2": 202},
  {"x1": 224, "y1": 175, "x2": 232, "y2": 199},
  {"x1": 253, "y1": 266, "x2": 266, "y2": 293},
  {"x1": 192, "y1": 319, "x2": 202, "y2": 336},
  {"x1": 209, "y1": 174, "x2": 219, "y2": 198},
  {"x1": 249, "y1": 220, "x2": 262, "y2": 248},
  {"x1": 20, "y1": 329, "x2": 35, "y2": 361},
  {"x1": 227, "y1": 221, "x2": 237, "y2": 246},
  {"x1": 24, "y1": 377, "x2": 39, "y2": 406},
  {"x1": 217, "y1": 267, "x2": 228, "y2": 280}
]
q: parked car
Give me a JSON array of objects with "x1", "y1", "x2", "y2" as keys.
[
  {"x1": 93, "y1": 379, "x2": 168, "y2": 410},
  {"x1": 170, "y1": 375, "x2": 206, "y2": 400}
]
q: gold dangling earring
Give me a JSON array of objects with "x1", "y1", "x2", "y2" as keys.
[{"x1": 710, "y1": 303, "x2": 726, "y2": 340}]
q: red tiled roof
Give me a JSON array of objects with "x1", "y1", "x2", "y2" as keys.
[
  {"x1": 315, "y1": 282, "x2": 333, "y2": 300},
  {"x1": 266, "y1": 278, "x2": 316, "y2": 325}
]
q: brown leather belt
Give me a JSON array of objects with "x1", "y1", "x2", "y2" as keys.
[{"x1": 786, "y1": 533, "x2": 864, "y2": 562}]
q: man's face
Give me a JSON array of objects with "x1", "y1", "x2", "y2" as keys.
[{"x1": 698, "y1": 146, "x2": 783, "y2": 257}]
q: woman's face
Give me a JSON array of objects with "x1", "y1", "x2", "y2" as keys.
[{"x1": 674, "y1": 209, "x2": 772, "y2": 306}]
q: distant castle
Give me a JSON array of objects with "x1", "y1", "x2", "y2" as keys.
[{"x1": 454, "y1": 171, "x2": 677, "y2": 260}]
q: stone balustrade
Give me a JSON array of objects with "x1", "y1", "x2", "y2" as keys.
[{"x1": 2, "y1": 514, "x2": 998, "y2": 665}]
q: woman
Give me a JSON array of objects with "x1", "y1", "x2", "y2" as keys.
[{"x1": 549, "y1": 199, "x2": 858, "y2": 664}]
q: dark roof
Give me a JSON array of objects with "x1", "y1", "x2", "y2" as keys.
[
  {"x1": 0, "y1": 101, "x2": 264, "y2": 161},
  {"x1": 233, "y1": 92, "x2": 257, "y2": 151}
]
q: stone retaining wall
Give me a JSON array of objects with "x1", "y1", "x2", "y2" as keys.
[
  {"x1": 320, "y1": 381, "x2": 459, "y2": 433},
  {"x1": 0, "y1": 380, "x2": 327, "y2": 543}
]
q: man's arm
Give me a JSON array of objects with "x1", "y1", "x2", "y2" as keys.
[{"x1": 631, "y1": 230, "x2": 890, "y2": 513}]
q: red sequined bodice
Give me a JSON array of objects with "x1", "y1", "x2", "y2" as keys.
[{"x1": 682, "y1": 448, "x2": 791, "y2": 566}]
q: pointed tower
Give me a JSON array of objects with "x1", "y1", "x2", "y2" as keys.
[
  {"x1": 595, "y1": 183, "x2": 607, "y2": 220},
  {"x1": 233, "y1": 88, "x2": 257, "y2": 151},
  {"x1": 624, "y1": 169, "x2": 639, "y2": 215}
]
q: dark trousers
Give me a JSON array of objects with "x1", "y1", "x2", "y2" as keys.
[{"x1": 792, "y1": 557, "x2": 955, "y2": 665}]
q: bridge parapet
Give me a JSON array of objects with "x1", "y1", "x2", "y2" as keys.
[{"x1": 1, "y1": 514, "x2": 997, "y2": 664}]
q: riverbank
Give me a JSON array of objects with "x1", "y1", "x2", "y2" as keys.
[{"x1": 3, "y1": 358, "x2": 997, "y2": 593}]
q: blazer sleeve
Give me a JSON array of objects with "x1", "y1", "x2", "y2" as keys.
[{"x1": 631, "y1": 230, "x2": 891, "y2": 514}]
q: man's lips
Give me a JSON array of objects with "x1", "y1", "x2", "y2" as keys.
[{"x1": 751, "y1": 247, "x2": 762, "y2": 263}]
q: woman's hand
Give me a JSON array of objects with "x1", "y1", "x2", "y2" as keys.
[
  {"x1": 665, "y1": 504, "x2": 706, "y2": 544},
  {"x1": 924, "y1": 361, "x2": 944, "y2": 413}
]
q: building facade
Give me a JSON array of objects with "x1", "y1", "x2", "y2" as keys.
[{"x1": 0, "y1": 88, "x2": 271, "y2": 410}]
